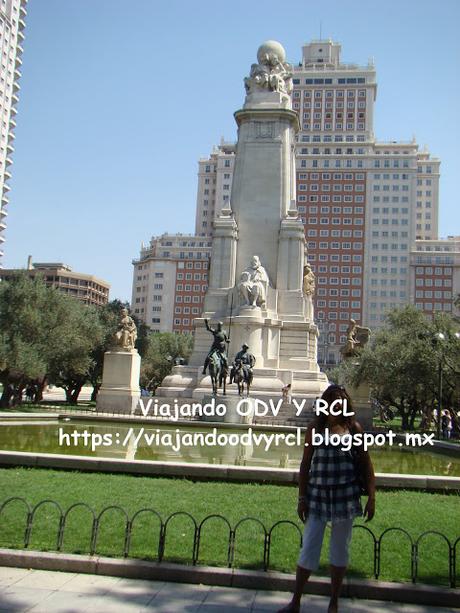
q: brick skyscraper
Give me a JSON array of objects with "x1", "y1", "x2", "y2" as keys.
[{"x1": 133, "y1": 39, "x2": 444, "y2": 363}]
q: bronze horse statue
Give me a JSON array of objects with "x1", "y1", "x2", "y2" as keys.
[
  {"x1": 233, "y1": 359, "x2": 253, "y2": 397},
  {"x1": 206, "y1": 352, "x2": 228, "y2": 396}
]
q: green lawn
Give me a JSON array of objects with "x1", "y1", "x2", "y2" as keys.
[
  {"x1": 0, "y1": 468, "x2": 458, "y2": 587},
  {"x1": 0, "y1": 401, "x2": 95, "y2": 413},
  {"x1": 373, "y1": 414, "x2": 424, "y2": 431}
]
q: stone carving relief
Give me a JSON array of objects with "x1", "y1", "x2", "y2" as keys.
[{"x1": 254, "y1": 121, "x2": 275, "y2": 139}]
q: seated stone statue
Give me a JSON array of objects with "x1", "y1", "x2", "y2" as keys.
[
  {"x1": 237, "y1": 255, "x2": 269, "y2": 308},
  {"x1": 114, "y1": 308, "x2": 137, "y2": 352}
]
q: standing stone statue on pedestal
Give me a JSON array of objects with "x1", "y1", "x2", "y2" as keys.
[
  {"x1": 302, "y1": 263, "x2": 315, "y2": 296},
  {"x1": 96, "y1": 308, "x2": 141, "y2": 414},
  {"x1": 157, "y1": 40, "x2": 328, "y2": 403}
]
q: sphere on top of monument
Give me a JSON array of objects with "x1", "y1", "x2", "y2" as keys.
[
  {"x1": 244, "y1": 39, "x2": 293, "y2": 106},
  {"x1": 257, "y1": 40, "x2": 286, "y2": 65}
]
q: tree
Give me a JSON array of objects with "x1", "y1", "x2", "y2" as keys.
[
  {"x1": 47, "y1": 302, "x2": 104, "y2": 404},
  {"x1": 335, "y1": 305, "x2": 460, "y2": 430},
  {"x1": 0, "y1": 274, "x2": 111, "y2": 406},
  {"x1": 141, "y1": 332, "x2": 194, "y2": 391},
  {"x1": 454, "y1": 294, "x2": 460, "y2": 324},
  {"x1": 0, "y1": 275, "x2": 51, "y2": 406},
  {"x1": 0, "y1": 275, "x2": 90, "y2": 405}
]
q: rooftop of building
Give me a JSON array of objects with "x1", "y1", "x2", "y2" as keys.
[
  {"x1": 294, "y1": 39, "x2": 375, "y2": 73},
  {"x1": 134, "y1": 233, "x2": 213, "y2": 262},
  {"x1": 148, "y1": 232, "x2": 212, "y2": 242},
  {"x1": 411, "y1": 238, "x2": 460, "y2": 255},
  {"x1": 414, "y1": 236, "x2": 460, "y2": 245},
  {"x1": 0, "y1": 258, "x2": 110, "y2": 288},
  {"x1": 32, "y1": 262, "x2": 72, "y2": 271},
  {"x1": 374, "y1": 140, "x2": 418, "y2": 148},
  {"x1": 199, "y1": 140, "x2": 236, "y2": 161}
]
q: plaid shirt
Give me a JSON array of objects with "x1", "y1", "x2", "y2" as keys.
[{"x1": 307, "y1": 445, "x2": 363, "y2": 521}]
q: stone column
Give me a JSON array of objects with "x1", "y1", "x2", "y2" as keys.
[
  {"x1": 231, "y1": 104, "x2": 300, "y2": 286},
  {"x1": 203, "y1": 209, "x2": 238, "y2": 316},
  {"x1": 277, "y1": 214, "x2": 306, "y2": 319}
]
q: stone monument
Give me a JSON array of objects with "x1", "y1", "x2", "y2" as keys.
[
  {"x1": 157, "y1": 40, "x2": 328, "y2": 402},
  {"x1": 96, "y1": 308, "x2": 141, "y2": 414}
]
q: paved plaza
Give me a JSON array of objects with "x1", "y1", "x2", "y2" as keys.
[{"x1": 0, "y1": 567, "x2": 457, "y2": 612}]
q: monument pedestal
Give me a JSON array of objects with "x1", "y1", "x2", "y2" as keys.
[
  {"x1": 199, "y1": 395, "x2": 255, "y2": 424},
  {"x1": 96, "y1": 351, "x2": 141, "y2": 414},
  {"x1": 348, "y1": 381, "x2": 373, "y2": 430},
  {"x1": 157, "y1": 364, "x2": 327, "y2": 402}
]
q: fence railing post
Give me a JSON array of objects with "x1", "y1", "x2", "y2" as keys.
[
  {"x1": 123, "y1": 520, "x2": 132, "y2": 558},
  {"x1": 374, "y1": 539, "x2": 380, "y2": 580},
  {"x1": 411, "y1": 543, "x2": 418, "y2": 584},
  {"x1": 90, "y1": 518, "x2": 99, "y2": 556},
  {"x1": 23, "y1": 511, "x2": 32, "y2": 548},
  {"x1": 264, "y1": 532, "x2": 271, "y2": 572},
  {"x1": 228, "y1": 529, "x2": 235, "y2": 568}
]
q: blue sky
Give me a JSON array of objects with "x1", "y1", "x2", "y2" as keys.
[{"x1": 4, "y1": 0, "x2": 460, "y2": 301}]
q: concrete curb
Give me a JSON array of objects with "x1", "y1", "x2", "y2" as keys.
[
  {"x1": 0, "y1": 549, "x2": 458, "y2": 608},
  {"x1": 0, "y1": 413, "x2": 60, "y2": 420},
  {"x1": 0, "y1": 450, "x2": 459, "y2": 490}
]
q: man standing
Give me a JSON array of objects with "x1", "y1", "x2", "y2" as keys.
[{"x1": 202, "y1": 319, "x2": 230, "y2": 375}]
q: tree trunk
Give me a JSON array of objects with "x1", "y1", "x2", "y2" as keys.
[
  {"x1": 64, "y1": 387, "x2": 73, "y2": 403},
  {"x1": 0, "y1": 385, "x2": 13, "y2": 408},
  {"x1": 14, "y1": 384, "x2": 25, "y2": 406},
  {"x1": 35, "y1": 377, "x2": 47, "y2": 402},
  {"x1": 91, "y1": 384, "x2": 100, "y2": 402},
  {"x1": 70, "y1": 382, "x2": 83, "y2": 405},
  {"x1": 401, "y1": 411, "x2": 410, "y2": 431}
]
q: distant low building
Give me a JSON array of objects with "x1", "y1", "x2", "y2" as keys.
[
  {"x1": 409, "y1": 237, "x2": 460, "y2": 319},
  {"x1": 131, "y1": 234, "x2": 211, "y2": 333},
  {"x1": 0, "y1": 257, "x2": 110, "y2": 306}
]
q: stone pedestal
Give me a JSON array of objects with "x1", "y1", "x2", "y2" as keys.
[
  {"x1": 348, "y1": 381, "x2": 373, "y2": 430},
  {"x1": 96, "y1": 351, "x2": 141, "y2": 414},
  {"x1": 199, "y1": 395, "x2": 255, "y2": 424}
]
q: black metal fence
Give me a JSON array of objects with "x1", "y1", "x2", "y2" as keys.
[{"x1": 0, "y1": 497, "x2": 458, "y2": 588}]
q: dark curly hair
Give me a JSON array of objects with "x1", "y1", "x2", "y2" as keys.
[{"x1": 313, "y1": 384, "x2": 356, "y2": 432}]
